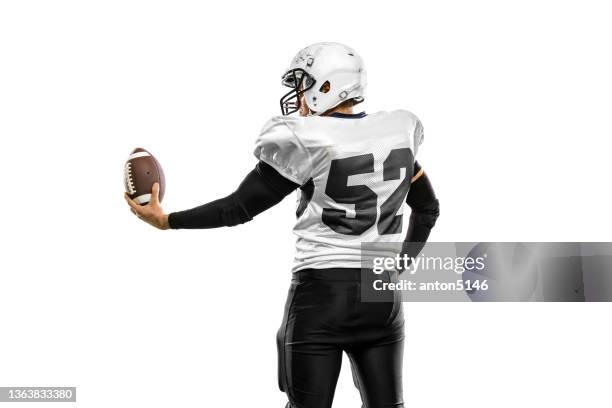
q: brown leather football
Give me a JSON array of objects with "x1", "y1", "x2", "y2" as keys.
[{"x1": 124, "y1": 147, "x2": 165, "y2": 205}]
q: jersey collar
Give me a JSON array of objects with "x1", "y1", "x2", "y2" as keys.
[{"x1": 328, "y1": 112, "x2": 367, "y2": 119}]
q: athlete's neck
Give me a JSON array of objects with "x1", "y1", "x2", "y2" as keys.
[
  {"x1": 324, "y1": 105, "x2": 353, "y2": 116},
  {"x1": 332, "y1": 105, "x2": 354, "y2": 115}
]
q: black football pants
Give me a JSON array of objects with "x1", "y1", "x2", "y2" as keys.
[{"x1": 277, "y1": 268, "x2": 404, "y2": 408}]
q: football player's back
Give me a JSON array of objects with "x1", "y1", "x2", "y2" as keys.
[{"x1": 256, "y1": 109, "x2": 424, "y2": 271}]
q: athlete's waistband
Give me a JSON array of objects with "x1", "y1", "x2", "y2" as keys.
[{"x1": 295, "y1": 268, "x2": 396, "y2": 282}]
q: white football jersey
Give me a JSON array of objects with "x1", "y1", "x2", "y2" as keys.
[{"x1": 254, "y1": 110, "x2": 423, "y2": 272}]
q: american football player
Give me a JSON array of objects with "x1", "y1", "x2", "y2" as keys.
[{"x1": 126, "y1": 42, "x2": 439, "y2": 408}]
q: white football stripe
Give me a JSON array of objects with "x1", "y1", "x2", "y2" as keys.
[
  {"x1": 129, "y1": 151, "x2": 150, "y2": 160},
  {"x1": 134, "y1": 194, "x2": 151, "y2": 204}
]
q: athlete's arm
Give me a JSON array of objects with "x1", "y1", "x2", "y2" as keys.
[
  {"x1": 401, "y1": 161, "x2": 440, "y2": 260},
  {"x1": 168, "y1": 161, "x2": 299, "y2": 229},
  {"x1": 125, "y1": 161, "x2": 299, "y2": 230},
  {"x1": 405, "y1": 162, "x2": 439, "y2": 241}
]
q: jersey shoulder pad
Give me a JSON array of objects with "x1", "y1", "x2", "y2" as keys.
[
  {"x1": 392, "y1": 109, "x2": 424, "y2": 153},
  {"x1": 253, "y1": 116, "x2": 312, "y2": 185}
]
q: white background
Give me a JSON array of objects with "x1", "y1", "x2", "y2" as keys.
[{"x1": 1, "y1": 0, "x2": 611, "y2": 407}]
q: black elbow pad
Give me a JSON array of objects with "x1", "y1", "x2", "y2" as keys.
[{"x1": 409, "y1": 199, "x2": 440, "y2": 229}]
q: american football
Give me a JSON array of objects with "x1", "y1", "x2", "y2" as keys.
[{"x1": 124, "y1": 147, "x2": 165, "y2": 205}]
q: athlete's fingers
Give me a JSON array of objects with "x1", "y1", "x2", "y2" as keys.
[
  {"x1": 150, "y1": 182, "x2": 160, "y2": 206},
  {"x1": 125, "y1": 193, "x2": 143, "y2": 214}
]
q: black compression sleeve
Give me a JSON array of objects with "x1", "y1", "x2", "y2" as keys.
[
  {"x1": 400, "y1": 170, "x2": 440, "y2": 263},
  {"x1": 405, "y1": 170, "x2": 439, "y2": 242},
  {"x1": 168, "y1": 161, "x2": 299, "y2": 229}
]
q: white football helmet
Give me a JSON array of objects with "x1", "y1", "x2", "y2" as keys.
[{"x1": 280, "y1": 42, "x2": 367, "y2": 116}]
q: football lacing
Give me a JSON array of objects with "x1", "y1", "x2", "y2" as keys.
[{"x1": 124, "y1": 161, "x2": 136, "y2": 195}]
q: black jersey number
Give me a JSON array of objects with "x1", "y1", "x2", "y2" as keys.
[
  {"x1": 322, "y1": 154, "x2": 378, "y2": 235},
  {"x1": 322, "y1": 148, "x2": 414, "y2": 236}
]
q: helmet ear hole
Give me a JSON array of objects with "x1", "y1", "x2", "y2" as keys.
[{"x1": 319, "y1": 81, "x2": 331, "y2": 94}]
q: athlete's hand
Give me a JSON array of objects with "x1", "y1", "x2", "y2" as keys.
[{"x1": 124, "y1": 183, "x2": 170, "y2": 230}]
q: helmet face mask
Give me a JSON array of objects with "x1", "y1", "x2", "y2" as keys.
[
  {"x1": 279, "y1": 42, "x2": 367, "y2": 116},
  {"x1": 280, "y1": 68, "x2": 316, "y2": 116}
]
